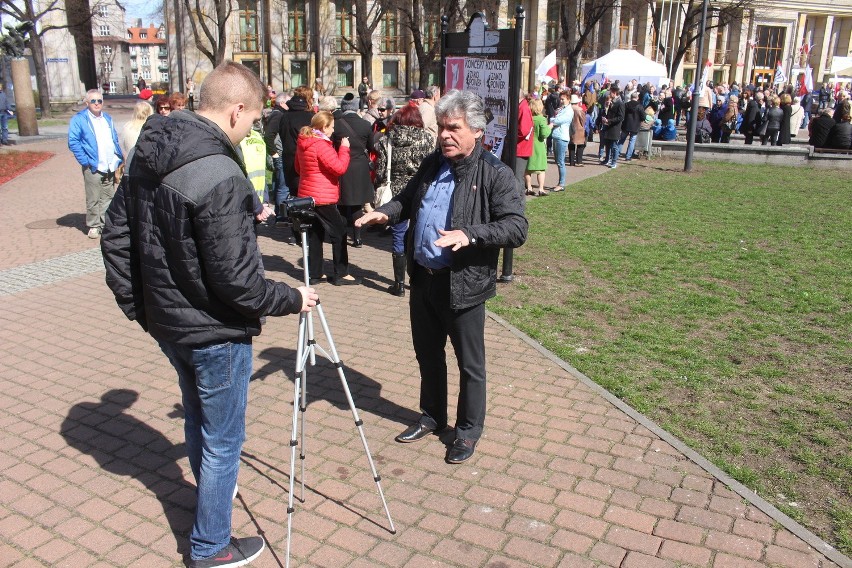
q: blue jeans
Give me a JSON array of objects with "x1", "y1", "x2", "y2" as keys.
[
  {"x1": 619, "y1": 132, "x2": 638, "y2": 160},
  {"x1": 272, "y1": 156, "x2": 288, "y2": 208},
  {"x1": 391, "y1": 219, "x2": 408, "y2": 254},
  {"x1": 552, "y1": 138, "x2": 567, "y2": 186},
  {"x1": 606, "y1": 139, "x2": 619, "y2": 166},
  {"x1": 0, "y1": 112, "x2": 8, "y2": 143},
  {"x1": 157, "y1": 338, "x2": 252, "y2": 561}
]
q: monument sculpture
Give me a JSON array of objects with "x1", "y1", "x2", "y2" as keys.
[{"x1": 0, "y1": 21, "x2": 38, "y2": 137}]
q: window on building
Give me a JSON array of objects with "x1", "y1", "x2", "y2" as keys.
[
  {"x1": 140, "y1": 32, "x2": 147, "y2": 39},
  {"x1": 618, "y1": 12, "x2": 631, "y2": 49},
  {"x1": 157, "y1": 28, "x2": 165, "y2": 39},
  {"x1": 129, "y1": 46, "x2": 135, "y2": 56},
  {"x1": 132, "y1": 72, "x2": 139, "y2": 82},
  {"x1": 143, "y1": 70, "x2": 151, "y2": 80},
  {"x1": 381, "y1": 12, "x2": 401, "y2": 53},
  {"x1": 142, "y1": 56, "x2": 150, "y2": 65},
  {"x1": 161, "y1": 72, "x2": 169, "y2": 81},
  {"x1": 546, "y1": 1, "x2": 560, "y2": 54},
  {"x1": 104, "y1": 62, "x2": 113, "y2": 73},
  {"x1": 238, "y1": 0, "x2": 259, "y2": 51},
  {"x1": 334, "y1": 0, "x2": 355, "y2": 53},
  {"x1": 103, "y1": 45, "x2": 113, "y2": 56},
  {"x1": 382, "y1": 60, "x2": 399, "y2": 88},
  {"x1": 288, "y1": 0, "x2": 307, "y2": 52},
  {"x1": 290, "y1": 59, "x2": 307, "y2": 88},
  {"x1": 337, "y1": 60, "x2": 354, "y2": 88},
  {"x1": 109, "y1": 81, "x2": 116, "y2": 92},
  {"x1": 97, "y1": 5, "x2": 108, "y2": 17},
  {"x1": 713, "y1": 29, "x2": 727, "y2": 64},
  {"x1": 753, "y1": 26, "x2": 785, "y2": 69},
  {"x1": 99, "y1": 25, "x2": 110, "y2": 36}
]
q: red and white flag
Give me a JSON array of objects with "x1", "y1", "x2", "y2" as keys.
[{"x1": 534, "y1": 50, "x2": 559, "y2": 83}]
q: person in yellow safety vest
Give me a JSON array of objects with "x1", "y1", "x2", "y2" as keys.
[{"x1": 240, "y1": 124, "x2": 274, "y2": 222}]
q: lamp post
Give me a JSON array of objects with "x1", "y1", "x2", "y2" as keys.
[{"x1": 684, "y1": 0, "x2": 709, "y2": 173}]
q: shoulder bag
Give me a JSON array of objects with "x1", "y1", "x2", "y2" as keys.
[{"x1": 374, "y1": 138, "x2": 393, "y2": 207}]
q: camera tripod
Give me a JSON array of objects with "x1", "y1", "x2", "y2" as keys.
[{"x1": 284, "y1": 219, "x2": 396, "y2": 568}]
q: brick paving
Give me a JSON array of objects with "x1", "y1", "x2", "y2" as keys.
[{"x1": 1, "y1": 132, "x2": 849, "y2": 568}]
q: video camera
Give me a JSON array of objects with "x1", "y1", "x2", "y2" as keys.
[{"x1": 280, "y1": 196, "x2": 316, "y2": 221}]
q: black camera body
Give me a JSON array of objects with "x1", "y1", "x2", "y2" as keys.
[{"x1": 280, "y1": 196, "x2": 316, "y2": 221}]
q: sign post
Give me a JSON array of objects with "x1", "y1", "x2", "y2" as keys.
[{"x1": 441, "y1": 7, "x2": 525, "y2": 282}]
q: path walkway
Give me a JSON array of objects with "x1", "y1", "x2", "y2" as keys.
[{"x1": 0, "y1": 137, "x2": 847, "y2": 568}]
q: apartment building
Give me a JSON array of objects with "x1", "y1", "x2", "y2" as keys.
[{"x1": 127, "y1": 22, "x2": 169, "y2": 89}]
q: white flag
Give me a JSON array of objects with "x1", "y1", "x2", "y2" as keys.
[{"x1": 535, "y1": 50, "x2": 558, "y2": 82}]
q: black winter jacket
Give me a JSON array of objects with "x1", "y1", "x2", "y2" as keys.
[
  {"x1": 101, "y1": 111, "x2": 303, "y2": 346},
  {"x1": 378, "y1": 142, "x2": 528, "y2": 310},
  {"x1": 809, "y1": 114, "x2": 836, "y2": 148},
  {"x1": 623, "y1": 100, "x2": 644, "y2": 134},
  {"x1": 278, "y1": 96, "x2": 313, "y2": 190}
]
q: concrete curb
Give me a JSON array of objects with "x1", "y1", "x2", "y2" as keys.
[{"x1": 485, "y1": 309, "x2": 852, "y2": 568}]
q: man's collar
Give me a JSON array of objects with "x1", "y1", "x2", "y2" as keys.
[{"x1": 87, "y1": 109, "x2": 103, "y2": 119}]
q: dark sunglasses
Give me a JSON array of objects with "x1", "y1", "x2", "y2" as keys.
[
  {"x1": 89, "y1": 99, "x2": 103, "y2": 104},
  {"x1": 159, "y1": 106, "x2": 171, "y2": 111}
]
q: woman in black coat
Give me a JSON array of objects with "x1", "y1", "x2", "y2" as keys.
[
  {"x1": 777, "y1": 93, "x2": 793, "y2": 146},
  {"x1": 333, "y1": 93, "x2": 375, "y2": 247},
  {"x1": 825, "y1": 101, "x2": 852, "y2": 149}
]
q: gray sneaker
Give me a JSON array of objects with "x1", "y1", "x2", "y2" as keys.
[
  {"x1": 186, "y1": 536, "x2": 265, "y2": 568},
  {"x1": 87, "y1": 227, "x2": 101, "y2": 239}
]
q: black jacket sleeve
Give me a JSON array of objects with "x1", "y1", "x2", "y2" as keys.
[
  {"x1": 193, "y1": 175, "x2": 303, "y2": 318},
  {"x1": 101, "y1": 177, "x2": 148, "y2": 330}
]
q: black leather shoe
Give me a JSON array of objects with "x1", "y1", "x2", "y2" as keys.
[
  {"x1": 395, "y1": 423, "x2": 438, "y2": 443},
  {"x1": 308, "y1": 276, "x2": 326, "y2": 285},
  {"x1": 352, "y1": 239, "x2": 363, "y2": 248},
  {"x1": 446, "y1": 438, "x2": 477, "y2": 464},
  {"x1": 330, "y1": 276, "x2": 361, "y2": 286}
]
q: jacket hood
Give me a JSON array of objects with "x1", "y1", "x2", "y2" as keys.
[
  {"x1": 131, "y1": 110, "x2": 244, "y2": 178},
  {"x1": 287, "y1": 96, "x2": 309, "y2": 112},
  {"x1": 297, "y1": 132, "x2": 331, "y2": 152}
]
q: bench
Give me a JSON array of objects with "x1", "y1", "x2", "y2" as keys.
[{"x1": 812, "y1": 147, "x2": 852, "y2": 155}]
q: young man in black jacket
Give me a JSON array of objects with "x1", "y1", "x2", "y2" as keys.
[
  {"x1": 356, "y1": 90, "x2": 528, "y2": 464},
  {"x1": 101, "y1": 62, "x2": 317, "y2": 568}
]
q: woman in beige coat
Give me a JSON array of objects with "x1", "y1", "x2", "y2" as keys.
[{"x1": 568, "y1": 94, "x2": 587, "y2": 166}]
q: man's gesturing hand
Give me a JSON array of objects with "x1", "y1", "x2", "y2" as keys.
[
  {"x1": 354, "y1": 211, "x2": 388, "y2": 227},
  {"x1": 297, "y1": 286, "x2": 319, "y2": 313},
  {"x1": 435, "y1": 229, "x2": 469, "y2": 251}
]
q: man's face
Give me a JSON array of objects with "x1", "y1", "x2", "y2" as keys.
[
  {"x1": 231, "y1": 103, "x2": 263, "y2": 145},
  {"x1": 87, "y1": 94, "x2": 104, "y2": 116},
  {"x1": 438, "y1": 113, "x2": 480, "y2": 161}
]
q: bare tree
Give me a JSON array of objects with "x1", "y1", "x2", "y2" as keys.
[
  {"x1": 181, "y1": 0, "x2": 231, "y2": 68},
  {"x1": 0, "y1": 0, "x2": 105, "y2": 118},
  {"x1": 336, "y1": 0, "x2": 386, "y2": 86},
  {"x1": 558, "y1": 0, "x2": 622, "y2": 83},
  {"x1": 390, "y1": 0, "x2": 459, "y2": 88},
  {"x1": 644, "y1": 0, "x2": 753, "y2": 79},
  {"x1": 96, "y1": 43, "x2": 117, "y2": 91}
]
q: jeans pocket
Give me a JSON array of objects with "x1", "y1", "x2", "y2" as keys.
[{"x1": 193, "y1": 342, "x2": 235, "y2": 391}]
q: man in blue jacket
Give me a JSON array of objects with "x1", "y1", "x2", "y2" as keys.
[
  {"x1": 0, "y1": 83, "x2": 12, "y2": 145},
  {"x1": 67, "y1": 89, "x2": 123, "y2": 238}
]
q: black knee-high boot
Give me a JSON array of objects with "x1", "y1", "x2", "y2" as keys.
[{"x1": 389, "y1": 252, "x2": 406, "y2": 296}]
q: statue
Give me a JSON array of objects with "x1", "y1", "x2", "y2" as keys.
[{"x1": 0, "y1": 21, "x2": 34, "y2": 58}]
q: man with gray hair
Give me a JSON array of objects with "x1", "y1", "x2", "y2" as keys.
[
  {"x1": 68, "y1": 88, "x2": 123, "y2": 238},
  {"x1": 356, "y1": 90, "x2": 528, "y2": 464}
]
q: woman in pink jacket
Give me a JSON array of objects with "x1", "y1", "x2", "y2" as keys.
[{"x1": 295, "y1": 111, "x2": 358, "y2": 285}]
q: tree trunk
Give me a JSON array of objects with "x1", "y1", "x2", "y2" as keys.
[
  {"x1": 360, "y1": 48, "x2": 372, "y2": 88},
  {"x1": 29, "y1": 35, "x2": 52, "y2": 118}
]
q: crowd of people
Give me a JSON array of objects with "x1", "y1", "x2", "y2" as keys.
[{"x1": 521, "y1": 76, "x2": 852, "y2": 181}]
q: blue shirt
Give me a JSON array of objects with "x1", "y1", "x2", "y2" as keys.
[{"x1": 413, "y1": 159, "x2": 454, "y2": 269}]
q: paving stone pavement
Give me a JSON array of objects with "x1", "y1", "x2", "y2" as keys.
[{"x1": 1, "y1": 137, "x2": 849, "y2": 568}]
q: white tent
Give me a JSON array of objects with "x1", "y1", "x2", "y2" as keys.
[{"x1": 580, "y1": 49, "x2": 669, "y2": 87}]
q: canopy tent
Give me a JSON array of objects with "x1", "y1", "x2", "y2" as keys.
[
  {"x1": 580, "y1": 49, "x2": 669, "y2": 88},
  {"x1": 830, "y1": 56, "x2": 852, "y2": 78}
]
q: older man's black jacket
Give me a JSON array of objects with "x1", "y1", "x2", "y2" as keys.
[
  {"x1": 101, "y1": 111, "x2": 302, "y2": 346},
  {"x1": 378, "y1": 142, "x2": 528, "y2": 310}
]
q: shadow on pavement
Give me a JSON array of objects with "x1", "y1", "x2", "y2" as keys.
[
  {"x1": 60, "y1": 389, "x2": 193, "y2": 556},
  {"x1": 254, "y1": 346, "x2": 419, "y2": 429},
  {"x1": 55, "y1": 212, "x2": 87, "y2": 233}
]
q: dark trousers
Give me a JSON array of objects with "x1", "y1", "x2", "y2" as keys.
[
  {"x1": 307, "y1": 204, "x2": 349, "y2": 280},
  {"x1": 568, "y1": 142, "x2": 585, "y2": 165},
  {"x1": 409, "y1": 266, "x2": 486, "y2": 441}
]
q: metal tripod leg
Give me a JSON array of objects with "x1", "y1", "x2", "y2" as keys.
[{"x1": 285, "y1": 224, "x2": 395, "y2": 568}]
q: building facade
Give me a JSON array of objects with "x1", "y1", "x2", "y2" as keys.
[
  {"x1": 127, "y1": 23, "x2": 169, "y2": 89},
  {"x1": 162, "y1": 0, "x2": 851, "y2": 97},
  {"x1": 92, "y1": 0, "x2": 132, "y2": 94}
]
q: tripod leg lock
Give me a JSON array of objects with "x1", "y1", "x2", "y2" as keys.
[
  {"x1": 355, "y1": 419, "x2": 363, "y2": 426},
  {"x1": 290, "y1": 440, "x2": 298, "y2": 447},
  {"x1": 287, "y1": 506, "x2": 295, "y2": 514},
  {"x1": 374, "y1": 475, "x2": 381, "y2": 482},
  {"x1": 334, "y1": 361, "x2": 344, "y2": 369}
]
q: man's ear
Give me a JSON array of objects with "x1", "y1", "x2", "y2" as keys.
[{"x1": 230, "y1": 102, "x2": 246, "y2": 126}]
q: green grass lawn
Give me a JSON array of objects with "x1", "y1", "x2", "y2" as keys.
[{"x1": 488, "y1": 159, "x2": 851, "y2": 555}]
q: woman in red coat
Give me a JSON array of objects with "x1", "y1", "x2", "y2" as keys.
[{"x1": 295, "y1": 111, "x2": 358, "y2": 285}]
